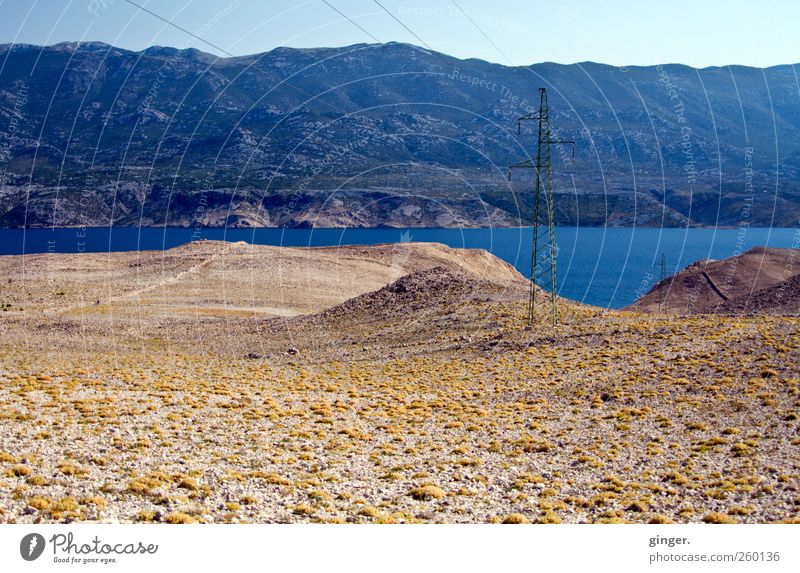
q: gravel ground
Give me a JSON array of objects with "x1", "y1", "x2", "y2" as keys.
[{"x1": 0, "y1": 242, "x2": 797, "y2": 524}]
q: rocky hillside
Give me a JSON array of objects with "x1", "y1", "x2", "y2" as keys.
[
  {"x1": 1, "y1": 41, "x2": 799, "y2": 227},
  {"x1": 627, "y1": 247, "x2": 799, "y2": 315}
]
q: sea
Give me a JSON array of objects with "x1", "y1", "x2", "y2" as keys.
[{"x1": 1, "y1": 226, "x2": 798, "y2": 309}]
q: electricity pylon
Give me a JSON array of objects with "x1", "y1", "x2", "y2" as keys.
[
  {"x1": 509, "y1": 88, "x2": 574, "y2": 330},
  {"x1": 659, "y1": 253, "x2": 667, "y2": 312}
]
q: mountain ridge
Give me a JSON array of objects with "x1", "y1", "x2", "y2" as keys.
[
  {"x1": 4, "y1": 40, "x2": 799, "y2": 71},
  {"x1": 1, "y1": 41, "x2": 799, "y2": 228}
]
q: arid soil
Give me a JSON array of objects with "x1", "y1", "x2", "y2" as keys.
[{"x1": 0, "y1": 241, "x2": 797, "y2": 524}]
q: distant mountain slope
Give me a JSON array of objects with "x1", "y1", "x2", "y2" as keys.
[
  {"x1": 1, "y1": 41, "x2": 799, "y2": 228},
  {"x1": 627, "y1": 247, "x2": 800, "y2": 314}
]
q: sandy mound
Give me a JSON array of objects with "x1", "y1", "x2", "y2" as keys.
[{"x1": 627, "y1": 246, "x2": 800, "y2": 314}]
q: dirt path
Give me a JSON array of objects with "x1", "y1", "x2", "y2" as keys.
[{"x1": 57, "y1": 243, "x2": 233, "y2": 315}]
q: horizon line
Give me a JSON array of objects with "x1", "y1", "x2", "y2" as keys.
[{"x1": 1, "y1": 40, "x2": 798, "y2": 72}]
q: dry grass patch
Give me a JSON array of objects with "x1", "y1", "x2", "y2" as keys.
[
  {"x1": 409, "y1": 485, "x2": 445, "y2": 501},
  {"x1": 501, "y1": 513, "x2": 530, "y2": 524}
]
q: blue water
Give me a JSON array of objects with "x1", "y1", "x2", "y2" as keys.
[{"x1": 1, "y1": 226, "x2": 798, "y2": 308}]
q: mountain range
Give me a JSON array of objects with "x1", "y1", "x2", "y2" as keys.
[{"x1": 1, "y1": 41, "x2": 799, "y2": 228}]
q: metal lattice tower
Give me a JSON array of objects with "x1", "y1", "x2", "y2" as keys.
[
  {"x1": 509, "y1": 88, "x2": 574, "y2": 330},
  {"x1": 659, "y1": 252, "x2": 667, "y2": 312}
]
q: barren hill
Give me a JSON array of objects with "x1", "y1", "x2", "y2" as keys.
[
  {"x1": 627, "y1": 247, "x2": 800, "y2": 315},
  {"x1": 313, "y1": 266, "x2": 517, "y2": 323},
  {"x1": 0, "y1": 240, "x2": 526, "y2": 321}
]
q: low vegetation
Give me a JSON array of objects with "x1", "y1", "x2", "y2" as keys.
[{"x1": 0, "y1": 242, "x2": 797, "y2": 523}]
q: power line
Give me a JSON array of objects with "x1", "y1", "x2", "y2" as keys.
[
  {"x1": 372, "y1": 0, "x2": 434, "y2": 51},
  {"x1": 659, "y1": 252, "x2": 667, "y2": 312},
  {"x1": 123, "y1": 0, "x2": 344, "y2": 113},
  {"x1": 509, "y1": 88, "x2": 575, "y2": 330},
  {"x1": 322, "y1": 0, "x2": 382, "y2": 44},
  {"x1": 446, "y1": 2, "x2": 573, "y2": 329},
  {"x1": 123, "y1": 0, "x2": 236, "y2": 57},
  {"x1": 449, "y1": 0, "x2": 514, "y2": 65}
]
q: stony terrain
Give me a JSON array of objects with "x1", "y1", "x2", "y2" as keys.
[{"x1": 0, "y1": 241, "x2": 797, "y2": 524}]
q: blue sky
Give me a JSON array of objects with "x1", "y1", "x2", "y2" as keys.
[{"x1": 0, "y1": 0, "x2": 797, "y2": 67}]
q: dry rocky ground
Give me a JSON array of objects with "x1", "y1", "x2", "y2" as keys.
[{"x1": 0, "y1": 240, "x2": 797, "y2": 524}]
